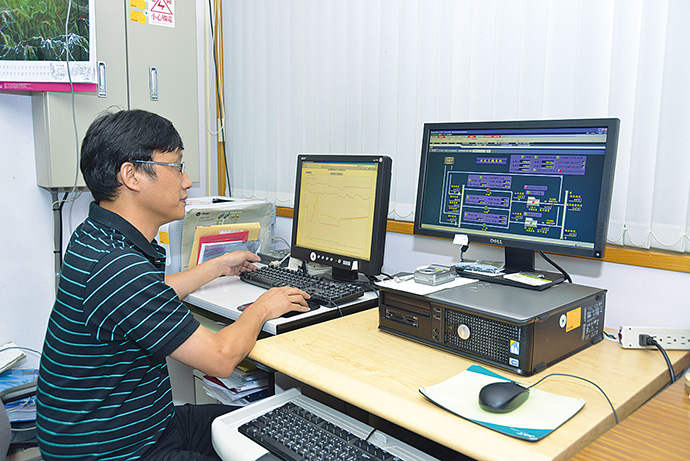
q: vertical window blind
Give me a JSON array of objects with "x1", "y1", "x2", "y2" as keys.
[{"x1": 224, "y1": 0, "x2": 690, "y2": 252}]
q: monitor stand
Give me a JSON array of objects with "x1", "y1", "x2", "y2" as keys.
[
  {"x1": 331, "y1": 267, "x2": 363, "y2": 283},
  {"x1": 457, "y1": 247, "x2": 565, "y2": 291}
]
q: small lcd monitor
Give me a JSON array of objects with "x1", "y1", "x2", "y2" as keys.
[
  {"x1": 414, "y1": 118, "x2": 620, "y2": 289},
  {"x1": 291, "y1": 154, "x2": 392, "y2": 281}
]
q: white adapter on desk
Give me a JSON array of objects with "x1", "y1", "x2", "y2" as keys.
[{"x1": 618, "y1": 326, "x2": 690, "y2": 350}]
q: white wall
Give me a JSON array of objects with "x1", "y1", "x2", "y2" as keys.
[{"x1": 0, "y1": 93, "x2": 55, "y2": 369}]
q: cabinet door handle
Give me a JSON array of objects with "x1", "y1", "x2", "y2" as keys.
[
  {"x1": 97, "y1": 61, "x2": 107, "y2": 98},
  {"x1": 149, "y1": 66, "x2": 159, "y2": 101}
]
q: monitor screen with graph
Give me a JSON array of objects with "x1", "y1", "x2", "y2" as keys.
[{"x1": 290, "y1": 154, "x2": 392, "y2": 281}]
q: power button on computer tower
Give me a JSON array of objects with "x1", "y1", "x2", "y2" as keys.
[{"x1": 457, "y1": 324, "x2": 470, "y2": 340}]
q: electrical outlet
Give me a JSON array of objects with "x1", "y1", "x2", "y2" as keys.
[{"x1": 618, "y1": 326, "x2": 690, "y2": 350}]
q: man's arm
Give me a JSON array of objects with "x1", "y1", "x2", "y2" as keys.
[
  {"x1": 165, "y1": 250, "x2": 260, "y2": 299},
  {"x1": 169, "y1": 285, "x2": 310, "y2": 377}
]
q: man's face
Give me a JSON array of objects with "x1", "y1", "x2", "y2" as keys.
[{"x1": 142, "y1": 149, "x2": 193, "y2": 225}]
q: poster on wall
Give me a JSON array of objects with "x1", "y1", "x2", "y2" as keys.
[{"x1": 0, "y1": 0, "x2": 97, "y2": 92}]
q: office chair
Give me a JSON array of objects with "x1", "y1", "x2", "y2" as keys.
[{"x1": 1, "y1": 381, "x2": 38, "y2": 458}]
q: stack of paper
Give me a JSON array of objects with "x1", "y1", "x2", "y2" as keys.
[
  {"x1": 376, "y1": 276, "x2": 476, "y2": 295},
  {"x1": 202, "y1": 362, "x2": 270, "y2": 406},
  {"x1": 186, "y1": 222, "x2": 263, "y2": 270},
  {"x1": 0, "y1": 342, "x2": 26, "y2": 374},
  {"x1": 1, "y1": 368, "x2": 38, "y2": 423}
]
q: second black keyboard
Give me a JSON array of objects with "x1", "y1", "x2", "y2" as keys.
[
  {"x1": 238, "y1": 401, "x2": 401, "y2": 460},
  {"x1": 240, "y1": 265, "x2": 365, "y2": 306}
]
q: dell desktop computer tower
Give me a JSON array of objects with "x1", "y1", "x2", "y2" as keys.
[{"x1": 378, "y1": 282, "x2": 606, "y2": 376}]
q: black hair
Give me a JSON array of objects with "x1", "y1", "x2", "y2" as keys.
[{"x1": 80, "y1": 109, "x2": 184, "y2": 203}]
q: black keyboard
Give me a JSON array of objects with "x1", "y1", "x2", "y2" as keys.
[
  {"x1": 238, "y1": 401, "x2": 401, "y2": 460},
  {"x1": 240, "y1": 266, "x2": 365, "y2": 306}
]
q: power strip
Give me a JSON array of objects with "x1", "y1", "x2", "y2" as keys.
[{"x1": 618, "y1": 326, "x2": 690, "y2": 350}]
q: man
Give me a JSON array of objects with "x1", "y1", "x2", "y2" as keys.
[{"x1": 36, "y1": 109, "x2": 310, "y2": 460}]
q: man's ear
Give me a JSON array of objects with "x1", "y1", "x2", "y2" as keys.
[{"x1": 119, "y1": 162, "x2": 142, "y2": 192}]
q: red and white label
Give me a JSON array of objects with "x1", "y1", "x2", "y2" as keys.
[{"x1": 149, "y1": 0, "x2": 175, "y2": 28}]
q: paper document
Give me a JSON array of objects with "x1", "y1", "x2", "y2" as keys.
[
  {"x1": 0, "y1": 368, "x2": 38, "y2": 423},
  {"x1": 188, "y1": 223, "x2": 261, "y2": 269},
  {"x1": 420, "y1": 365, "x2": 585, "y2": 441},
  {"x1": 198, "y1": 240, "x2": 261, "y2": 265},
  {"x1": 0, "y1": 342, "x2": 25, "y2": 374},
  {"x1": 376, "y1": 276, "x2": 476, "y2": 295},
  {"x1": 180, "y1": 199, "x2": 274, "y2": 270},
  {"x1": 503, "y1": 272, "x2": 550, "y2": 286},
  {"x1": 196, "y1": 230, "x2": 250, "y2": 264}
]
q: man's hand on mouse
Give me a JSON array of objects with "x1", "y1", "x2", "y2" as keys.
[{"x1": 246, "y1": 285, "x2": 311, "y2": 319}]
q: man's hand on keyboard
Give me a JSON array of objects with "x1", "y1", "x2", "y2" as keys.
[
  {"x1": 166, "y1": 251, "x2": 261, "y2": 300},
  {"x1": 214, "y1": 250, "x2": 262, "y2": 277},
  {"x1": 251, "y1": 285, "x2": 311, "y2": 319}
]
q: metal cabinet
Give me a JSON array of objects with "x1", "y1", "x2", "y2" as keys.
[{"x1": 32, "y1": 0, "x2": 199, "y2": 190}]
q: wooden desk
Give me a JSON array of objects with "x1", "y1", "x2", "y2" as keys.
[
  {"x1": 248, "y1": 309, "x2": 690, "y2": 461},
  {"x1": 572, "y1": 373, "x2": 690, "y2": 460}
]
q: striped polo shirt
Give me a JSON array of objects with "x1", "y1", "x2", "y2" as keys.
[{"x1": 36, "y1": 202, "x2": 200, "y2": 460}]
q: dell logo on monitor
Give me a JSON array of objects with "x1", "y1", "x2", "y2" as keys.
[{"x1": 490, "y1": 238, "x2": 503, "y2": 245}]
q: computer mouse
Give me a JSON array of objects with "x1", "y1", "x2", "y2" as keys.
[{"x1": 478, "y1": 381, "x2": 530, "y2": 413}]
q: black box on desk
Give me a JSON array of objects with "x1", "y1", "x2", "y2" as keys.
[{"x1": 378, "y1": 282, "x2": 606, "y2": 376}]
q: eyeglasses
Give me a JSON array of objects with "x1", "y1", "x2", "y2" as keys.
[{"x1": 133, "y1": 160, "x2": 185, "y2": 174}]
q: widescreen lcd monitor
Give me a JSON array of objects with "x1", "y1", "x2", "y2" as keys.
[{"x1": 414, "y1": 118, "x2": 620, "y2": 288}]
